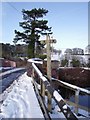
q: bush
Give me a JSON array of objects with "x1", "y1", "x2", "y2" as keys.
[
  {"x1": 71, "y1": 59, "x2": 80, "y2": 67},
  {"x1": 61, "y1": 59, "x2": 68, "y2": 67},
  {"x1": 87, "y1": 62, "x2": 90, "y2": 67},
  {"x1": 36, "y1": 54, "x2": 47, "y2": 60}
]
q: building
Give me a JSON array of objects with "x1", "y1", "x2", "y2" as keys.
[
  {"x1": 85, "y1": 45, "x2": 90, "y2": 55},
  {"x1": 60, "y1": 47, "x2": 88, "y2": 67},
  {"x1": 72, "y1": 48, "x2": 84, "y2": 55},
  {"x1": 64, "y1": 48, "x2": 72, "y2": 55}
]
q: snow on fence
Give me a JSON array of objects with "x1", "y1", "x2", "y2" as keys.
[
  {"x1": 51, "y1": 77, "x2": 90, "y2": 115},
  {"x1": 32, "y1": 63, "x2": 78, "y2": 120},
  {"x1": 32, "y1": 62, "x2": 90, "y2": 117},
  {"x1": 0, "y1": 62, "x2": 89, "y2": 119}
]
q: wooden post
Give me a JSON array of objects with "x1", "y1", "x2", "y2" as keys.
[
  {"x1": 47, "y1": 91, "x2": 52, "y2": 112},
  {"x1": 40, "y1": 80, "x2": 45, "y2": 101},
  {"x1": 46, "y1": 34, "x2": 52, "y2": 112},
  {"x1": 31, "y1": 64, "x2": 36, "y2": 86},
  {"x1": 75, "y1": 90, "x2": 80, "y2": 115},
  {"x1": 46, "y1": 34, "x2": 51, "y2": 81},
  {"x1": 31, "y1": 67, "x2": 34, "y2": 79}
]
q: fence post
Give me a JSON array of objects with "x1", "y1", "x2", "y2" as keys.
[
  {"x1": 40, "y1": 80, "x2": 45, "y2": 101},
  {"x1": 31, "y1": 66, "x2": 35, "y2": 86},
  {"x1": 75, "y1": 90, "x2": 80, "y2": 115},
  {"x1": 31, "y1": 67, "x2": 34, "y2": 78},
  {"x1": 46, "y1": 34, "x2": 52, "y2": 113},
  {"x1": 46, "y1": 34, "x2": 51, "y2": 81},
  {"x1": 47, "y1": 91, "x2": 52, "y2": 112}
]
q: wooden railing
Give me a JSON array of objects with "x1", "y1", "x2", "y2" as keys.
[
  {"x1": 31, "y1": 63, "x2": 78, "y2": 120},
  {"x1": 51, "y1": 77, "x2": 90, "y2": 115}
]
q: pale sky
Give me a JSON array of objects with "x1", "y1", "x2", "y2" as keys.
[{"x1": 1, "y1": 1, "x2": 88, "y2": 52}]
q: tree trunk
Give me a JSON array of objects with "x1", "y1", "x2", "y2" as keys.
[{"x1": 28, "y1": 40, "x2": 35, "y2": 58}]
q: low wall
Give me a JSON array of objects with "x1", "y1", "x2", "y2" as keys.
[
  {"x1": 57, "y1": 67, "x2": 90, "y2": 88},
  {"x1": 1, "y1": 59, "x2": 16, "y2": 67}
]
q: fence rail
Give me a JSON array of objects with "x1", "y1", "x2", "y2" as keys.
[
  {"x1": 32, "y1": 63, "x2": 78, "y2": 120},
  {"x1": 51, "y1": 77, "x2": 90, "y2": 114},
  {"x1": 51, "y1": 78, "x2": 90, "y2": 95}
]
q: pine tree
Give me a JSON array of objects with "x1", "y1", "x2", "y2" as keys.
[{"x1": 14, "y1": 8, "x2": 52, "y2": 58}]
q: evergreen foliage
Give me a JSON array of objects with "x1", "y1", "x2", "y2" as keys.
[
  {"x1": 71, "y1": 59, "x2": 81, "y2": 67},
  {"x1": 61, "y1": 59, "x2": 68, "y2": 67},
  {"x1": 14, "y1": 8, "x2": 52, "y2": 58}
]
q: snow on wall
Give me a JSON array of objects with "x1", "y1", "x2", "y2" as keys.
[
  {"x1": 0, "y1": 72, "x2": 44, "y2": 119},
  {"x1": 0, "y1": 68, "x2": 25, "y2": 78}
]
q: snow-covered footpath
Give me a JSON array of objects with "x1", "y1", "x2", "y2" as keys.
[
  {"x1": 0, "y1": 70, "x2": 89, "y2": 119},
  {"x1": 0, "y1": 72, "x2": 44, "y2": 119}
]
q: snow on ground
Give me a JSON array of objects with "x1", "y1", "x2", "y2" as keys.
[
  {"x1": 0, "y1": 72, "x2": 44, "y2": 119},
  {"x1": 49, "y1": 99, "x2": 66, "y2": 119},
  {"x1": 0, "y1": 70, "x2": 89, "y2": 119}
]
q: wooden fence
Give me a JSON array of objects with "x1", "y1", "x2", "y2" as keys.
[{"x1": 31, "y1": 63, "x2": 78, "y2": 120}]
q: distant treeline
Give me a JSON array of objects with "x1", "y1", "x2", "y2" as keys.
[{"x1": 0, "y1": 43, "x2": 28, "y2": 59}]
